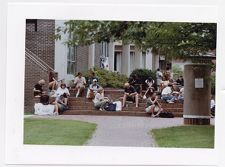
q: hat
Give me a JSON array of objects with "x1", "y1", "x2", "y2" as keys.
[{"x1": 93, "y1": 79, "x2": 97, "y2": 82}]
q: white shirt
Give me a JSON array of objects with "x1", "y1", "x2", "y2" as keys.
[
  {"x1": 161, "y1": 86, "x2": 172, "y2": 95},
  {"x1": 93, "y1": 93, "x2": 104, "y2": 104},
  {"x1": 56, "y1": 87, "x2": 70, "y2": 96},
  {"x1": 210, "y1": 99, "x2": 215, "y2": 109},
  {"x1": 74, "y1": 76, "x2": 86, "y2": 85},
  {"x1": 156, "y1": 71, "x2": 163, "y2": 79}
]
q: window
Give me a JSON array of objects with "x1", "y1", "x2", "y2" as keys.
[
  {"x1": 101, "y1": 42, "x2": 109, "y2": 57},
  {"x1": 67, "y1": 46, "x2": 77, "y2": 75}
]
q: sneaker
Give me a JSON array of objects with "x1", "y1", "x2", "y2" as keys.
[
  {"x1": 168, "y1": 100, "x2": 174, "y2": 104},
  {"x1": 143, "y1": 95, "x2": 147, "y2": 100}
]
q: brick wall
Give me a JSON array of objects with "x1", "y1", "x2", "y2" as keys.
[
  {"x1": 76, "y1": 45, "x2": 89, "y2": 72},
  {"x1": 24, "y1": 19, "x2": 55, "y2": 113}
]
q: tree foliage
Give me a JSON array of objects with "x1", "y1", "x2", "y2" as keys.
[{"x1": 55, "y1": 20, "x2": 216, "y2": 59}]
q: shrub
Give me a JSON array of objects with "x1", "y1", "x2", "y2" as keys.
[
  {"x1": 83, "y1": 67, "x2": 128, "y2": 88},
  {"x1": 129, "y1": 68, "x2": 156, "y2": 84},
  {"x1": 172, "y1": 65, "x2": 183, "y2": 80}
]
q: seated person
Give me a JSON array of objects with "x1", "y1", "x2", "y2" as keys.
[
  {"x1": 86, "y1": 79, "x2": 103, "y2": 99},
  {"x1": 210, "y1": 95, "x2": 215, "y2": 117},
  {"x1": 88, "y1": 71, "x2": 99, "y2": 85},
  {"x1": 161, "y1": 83, "x2": 176, "y2": 103},
  {"x1": 33, "y1": 79, "x2": 46, "y2": 97},
  {"x1": 55, "y1": 83, "x2": 70, "y2": 105},
  {"x1": 34, "y1": 94, "x2": 58, "y2": 116},
  {"x1": 122, "y1": 83, "x2": 139, "y2": 108},
  {"x1": 56, "y1": 94, "x2": 68, "y2": 114},
  {"x1": 145, "y1": 91, "x2": 163, "y2": 117},
  {"x1": 176, "y1": 75, "x2": 184, "y2": 86},
  {"x1": 49, "y1": 71, "x2": 58, "y2": 92},
  {"x1": 128, "y1": 75, "x2": 141, "y2": 95},
  {"x1": 178, "y1": 87, "x2": 184, "y2": 102},
  {"x1": 74, "y1": 72, "x2": 86, "y2": 97},
  {"x1": 93, "y1": 88, "x2": 109, "y2": 111},
  {"x1": 143, "y1": 77, "x2": 157, "y2": 99}
]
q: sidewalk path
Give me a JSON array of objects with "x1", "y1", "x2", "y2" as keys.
[{"x1": 25, "y1": 115, "x2": 215, "y2": 147}]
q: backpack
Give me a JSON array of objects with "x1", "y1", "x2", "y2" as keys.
[
  {"x1": 159, "y1": 111, "x2": 174, "y2": 118},
  {"x1": 104, "y1": 102, "x2": 117, "y2": 111}
]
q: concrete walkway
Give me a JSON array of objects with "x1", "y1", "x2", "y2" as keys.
[{"x1": 25, "y1": 115, "x2": 215, "y2": 147}]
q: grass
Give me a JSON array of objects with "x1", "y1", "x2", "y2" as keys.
[
  {"x1": 151, "y1": 125, "x2": 214, "y2": 148},
  {"x1": 24, "y1": 118, "x2": 97, "y2": 146}
]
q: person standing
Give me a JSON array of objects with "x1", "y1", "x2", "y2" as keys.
[{"x1": 156, "y1": 68, "x2": 163, "y2": 91}]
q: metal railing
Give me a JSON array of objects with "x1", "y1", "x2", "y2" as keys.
[{"x1": 25, "y1": 48, "x2": 55, "y2": 73}]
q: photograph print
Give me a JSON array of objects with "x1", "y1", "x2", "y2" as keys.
[{"x1": 24, "y1": 19, "x2": 216, "y2": 148}]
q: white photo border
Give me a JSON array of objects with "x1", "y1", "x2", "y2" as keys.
[{"x1": 6, "y1": 2, "x2": 221, "y2": 166}]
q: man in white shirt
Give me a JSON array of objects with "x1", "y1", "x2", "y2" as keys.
[
  {"x1": 74, "y1": 72, "x2": 86, "y2": 97},
  {"x1": 86, "y1": 79, "x2": 103, "y2": 99},
  {"x1": 93, "y1": 88, "x2": 109, "y2": 111},
  {"x1": 161, "y1": 83, "x2": 176, "y2": 103}
]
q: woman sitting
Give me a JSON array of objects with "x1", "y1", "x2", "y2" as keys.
[
  {"x1": 34, "y1": 95, "x2": 59, "y2": 116},
  {"x1": 74, "y1": 72, "x2": 86, "y2": 97},
  {"x1": 145, "y1": 91, "x2": 163, "y2": 117},
  {"x1": 49, "y1": 71, "x2": 58, "y2": 92},
  {"x1": 55, "y1": 83, "x2": 70, "y2": 106},
  {"x1": 93, "y1": 88, "x2": 109, "y2": 111},
  {"x1": 56, "y1": 94, "x2": 68, "y2": 114}
]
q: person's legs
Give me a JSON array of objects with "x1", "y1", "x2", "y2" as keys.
[
  {"x1": 76, "y1": 86, "x2": 80, "y2": 98},
  {"x1": 135, "y1": 93, "x2": 139, "y2": 107},
  {"x1": 54, "y1": 104, "x2": 59, "y2": 115},
  {"x1": 122, "y1": 94, "x2": 128, "y2": 107},
  {"x1": 86, "y1": 89, "x2": 90, "y2": 98}
]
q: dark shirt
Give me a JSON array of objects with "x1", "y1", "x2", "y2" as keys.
[
  {"x1": 34, "y1": 83, "x2": 43, "y2": 96},
  {"x1": 125, "y1": 86, "x2": 136, "y2": 94},
  {"x1": 176, "y1": 78, "x2": 184, "y2": 86}
]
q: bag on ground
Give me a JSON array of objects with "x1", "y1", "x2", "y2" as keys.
[{"x1": 159, "y1": 111, "x2": 174, "y2": 118}]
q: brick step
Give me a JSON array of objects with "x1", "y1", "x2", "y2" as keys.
[
  {"x1": 68, "y1": 106, "x2": 183, "y2": 112},
  {"x1": 63, "y1": 110, "x2": 183, "y2": 117}
]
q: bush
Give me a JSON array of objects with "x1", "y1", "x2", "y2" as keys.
[
  {"x1": 172, "y1": 65, "x2": 183, "y2": 80},
  {"x1": 83, "y1": 67, "x2": 128, "y2": 88},
  {"x1": 129, "y1": 69, "x2": 156, "y2": 84}
]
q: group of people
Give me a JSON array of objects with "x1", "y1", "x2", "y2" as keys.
[
  {"x1": 122, "y1": 67, "x2": 184, "y2": 117},
  {"x1": 32, "y1": 67, "x2": 215, "y2": 118}
]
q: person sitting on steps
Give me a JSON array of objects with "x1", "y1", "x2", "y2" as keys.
[
  {"x1": 33, "y1": 79, "x2": 46, "y2": 97},
  {"x1": 122, "y1": 82, "x2": 139, "y2": 108},
  {"x1": 55, "y1": 94, "x2": 68, "y2": 114},
  {"x1": 161, "y1": 83, "x2": 176, "y2": 103},
  {"x1": 48, "y1": 71, "x2": 58, "y2": 92},
  {"x1": 145, "y1": 91, "x2": 163, "y2": 117},
  {"x1": 74, "y1": 72, "x2": 86, "y2": 97},
  {"x1": 34, "y1": 94, "x2": 59, "y2": 116},
  {"x1": 93, "y1": 88, "x2": 109, "y2": 111},
  {"x1": 55, "y1": 83, "x2": 70, "y2": 106},
  {"x1": 86, "y1": 79, "x2": 103, "y2": 99}
]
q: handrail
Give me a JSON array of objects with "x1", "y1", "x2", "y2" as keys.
[
  {"x1": 25, "y1": 55, "x2": 48, "y2": 72},
  {"x1": 25, "y1": 48, "x2": 55, "y2": 72},
  {"x1": 25, "y1": 52, "x2": 48, "y2": 72}
]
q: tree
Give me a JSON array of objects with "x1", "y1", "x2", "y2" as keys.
[{"x1": 55, "y1": 20, "x2": 216, "y2": 59}]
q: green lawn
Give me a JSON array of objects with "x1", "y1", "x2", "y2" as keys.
[
  {"x1": 151, "y1": 125, "x2": 214, "y2": 148},
  {"x1": 24, "y1": 118, "x2": 97, "y2": 145}
]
